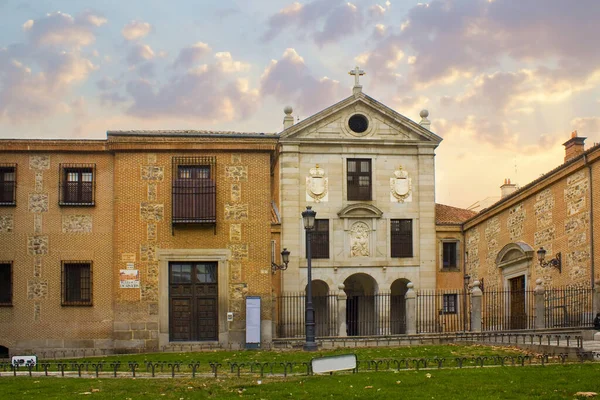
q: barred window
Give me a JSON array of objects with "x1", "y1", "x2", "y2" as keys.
[
  {"x1": 443, "y1": 242, "x2": 458, "y2": 269},
  {"x1": 306, "y1": 219, "x2": 329, "y2": 259},
  {"x1": 347, "y1": 159, "x2": 371, "y2": 201},
  {"x1": 172, "y1": 157, "x2": 216, "y2": 225},
  {"x1": 442, "y1": 294, "x2": 458, "y2": 314},
  {"x1": 62, "y1": 261, "x2": 92, "y2": 306},
  {"x1": 391, "y1": 219, "x2": 412, "y2": 258},
  {"x1": 0, "y1": 164, "x2": 16, "y2": 206},
  {"x1": 59, "y1": 164, "x2": 95, "y2": 206},
  {"x1": 0, "y1": 262, "x2": 12, "y2": 306}
]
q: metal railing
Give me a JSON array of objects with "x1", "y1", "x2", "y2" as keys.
[
  {"x1": 416, "y1": 289, "x2": 470, "y2": 333},
  {"x1": 545, "y1": 286, "x2": 594, "y2": 328},
  {"x1": 482, "y1": 289, "x2": 536, "y2": 331}
]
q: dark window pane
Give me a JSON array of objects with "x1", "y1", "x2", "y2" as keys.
[
  {"x1": 0, "y1": 263, "x2": 12, "y2": 305},
  {"x1": 347, "y1": 159, "x2": 371, "y2": 200},
  {"x1": 61, "y1": 166, "x2": 94, "y2": 205},
  {"x1": 443, "y1": 242, "x2": 458, "y2": 269},
  {"x1": 63, "y1": 262, "x2": 92, "y2": 305},
  {"x1": 391, "y1": 219, "x2": 412, "y2": 258},
  {"x1": 173, "y1": 164, "x2": 216, "y2": 223},
  {"x1": 0, "y1": 167, "x2": 16, "y2": 205},
  {"x1": 307, "y1": 219, "x2": 329, "y2": 259},
  {"x1": 443, "y1": 294, "x2": 457, "y2": 314}
]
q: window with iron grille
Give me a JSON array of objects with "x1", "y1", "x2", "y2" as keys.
[
  {"x1": 347, "y1": 159, "x2": 371, "y2": 200},
  {"x1": 172, "y1": 157, "x2": 216, "y2": 224},
  {"x1": 306, "y1": 219, "x2": 329, "y2": 259},
  {"x1": 62, "y1": 261, "x2": 92, "y2": 306},
  {"x1": 442, "y1": 294, "x2": 458, "y2": 314},
  {"x1": 0, "y1": 262, "x2": 12, "y2": 306},
  {"x1": 391, "y1": 219, "x2": 413, "y2": 258},
  {"x1": 59, "y1": 164, "x2": 95, "y2": 206},
  {"x1": 0, "y1": 164, "x2": 16, "y2": 206},
  {"x1": 442, "y1": 241, "x2": 458, "y2": 269}
]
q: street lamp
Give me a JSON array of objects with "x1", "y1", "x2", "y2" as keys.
[
  {"x1": 271, "y1": 248, "x2": 290, "y2": 274},
  {"x1": 463, "y1": 274, "x2": 471, "y2": 331},
  {"x1": 537, "y1": 247, "x2": 562, "y2": 273},
  {"x1": 302, "y1": 205, "x2": 318, "y2": 351}
]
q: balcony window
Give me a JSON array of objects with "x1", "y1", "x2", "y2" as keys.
[
  {"x1": 59, "y1": 164, "x2": 95, "y2": 206},
  {"x1": 172, "y1": 157, "x2": 216, "y2": 224}
]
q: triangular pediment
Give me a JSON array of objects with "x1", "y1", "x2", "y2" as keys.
[{"x1": 279, "y1": 92, "x2": 442, "y2": 145}]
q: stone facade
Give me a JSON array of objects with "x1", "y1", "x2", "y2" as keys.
[
  {"x1": 463, "y1": 139, "x2": 600, "y2": 289},
  {"x1": 278, "y1": 90, "x2": 441, "y2": 301}
]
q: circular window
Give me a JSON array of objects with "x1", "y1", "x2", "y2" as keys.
[{"x1": 348, "y1": 114, "x2": 369, "y2": 133}]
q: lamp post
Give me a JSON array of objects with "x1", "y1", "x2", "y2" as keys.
[
  {"x1": 463, "y1": 274, "x2": 471, "y2": 331},
  {"x1": 302, "y1": 205, "x2": 318, "y2": 351},
  {"x1": 537, "y1": 247, "x2": 562, "y2": 273}
]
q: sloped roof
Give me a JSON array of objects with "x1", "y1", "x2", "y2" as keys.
[
  {"x1": 107, "y1": 130, "x2": 277, "y2": 138},
  {"x1": 436, "y1": 203, "x2": 478, "y2": 225}
]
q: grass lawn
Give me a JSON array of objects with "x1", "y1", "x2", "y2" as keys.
[{"x1": 2, "y1": 345, "x2": 599, "y2": 399}]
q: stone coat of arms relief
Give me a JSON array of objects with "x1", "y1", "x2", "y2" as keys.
[
  {"x1": 390, "y1": 166, "x2": 412, "y2": 203},
  {"x1": 350, "y1": 221, "x2": 370, "y2": 257},
  {"x1": 306, "y1": 164, "x2": 328, "y2": 202}
]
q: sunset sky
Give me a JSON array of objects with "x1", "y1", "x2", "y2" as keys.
[{"x1": 1, "y1": 0, "x2": 599, "y2": 208}]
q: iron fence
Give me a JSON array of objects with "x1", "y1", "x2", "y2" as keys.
[
  {"x1": 545, "y1": 286, "x2": 594, "y2": 328},
  {"x1": 276, "y1": 293, "x2": 338, "y2": 338},
  {"x1": 416, "y1": 289, "x2": 470, "y2": 333},
  {"x1": 482, "y1": 289, "x2": 536, "y2": 331}
]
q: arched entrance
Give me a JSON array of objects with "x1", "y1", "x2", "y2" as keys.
[
  {"x1": 495, "y1": 242, "x2": 534, "y2": 330},
  {"x1": 344, "y1": 273, "x2": 378, "y2": 336},
  {"x1": 390, "y1": 279, "x2": 409, "y2": 334},
  {"x1": 0, "y1": 345, "x2": 8, "y2": 359},
  {"x1": 305, "y1": 280, "x2": 332, "y2": 337}
]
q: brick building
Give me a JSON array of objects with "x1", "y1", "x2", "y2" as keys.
[{"x1": 0, "y1": 132, "x2": 279, "y2": 355}]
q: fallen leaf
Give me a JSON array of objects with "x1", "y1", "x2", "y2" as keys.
[
  {"x1": 575, "y1": 393, "x2": 597, "y2": 398},
  {"x1": 364, "y1": 386, "x2": 373, "y2": 389}
]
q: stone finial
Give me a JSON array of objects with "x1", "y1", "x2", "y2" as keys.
[
  {"x1": 283, "y1": 106, "x2": 294, "y2": 130},
  {"x1": 407, "y1": 282, "x2": 414, "y2": 289},
  {"x1": 337, "y1": 283, "x2": 345, "y2": 291},
  {"x1": 419, "y1": 109, "x2": 431, "y2": 130},
  {"x1": 534, "y1": 278, "x2": 545, "y2": 294},
  {"x1": 471, "y1": 280, "x2": 482, "y2": 296}
]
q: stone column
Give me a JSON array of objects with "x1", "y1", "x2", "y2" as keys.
[
  {"x1": 470, "y1": 281, "x2": 482, "y2": 332},
  {"x1": 534, "y1": 279, "x2": 546, "y2": 330},
  {"x1": 405, "y1": 282, "x2": 417, "y2": 335},
  {"x1": 337, "y1": 284, "x2": 347, "y2": 337}
]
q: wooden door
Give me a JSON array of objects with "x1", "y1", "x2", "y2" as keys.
[
  {"x1": 169, "y1": 262, "x2": 218, "y2": 341},
  {"x1": 509, "y1": 276, "x2": 526, "y2": 329}
]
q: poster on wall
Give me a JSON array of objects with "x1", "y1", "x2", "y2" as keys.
[
  {"x1": 245, "y1": 296, "x2": 261, "y2": 349},
  {"x1": 119, "y1": 269, "x2": 140, "y2": 288}
]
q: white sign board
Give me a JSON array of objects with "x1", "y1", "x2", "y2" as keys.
[
  {"x1": 245, "y1": 296, "x2": 261, "y2": 348},
  {"x1": 119, "y1": 269, "x2": 140, "y2": 288},
  {"x1": 12, "y1": 355, "x2": 37, "y2": 367},
  {"x1": 312, "y1": 354, "x2": 357, "y2": 374}
]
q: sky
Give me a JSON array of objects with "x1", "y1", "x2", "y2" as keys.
[{"x1": 1, "y1": 0, "x2": 599, "y2": 209}]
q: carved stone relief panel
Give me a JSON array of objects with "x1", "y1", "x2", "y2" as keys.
[
  {"x1": 306, "y1": 164, "x2": 328, "y2": 203},
  {"x1": 390, "y1": 166, "x2": 412, "y2": 203},
  {"x1": 350, "y1": 221, "x2": 370, "y2": 257}
]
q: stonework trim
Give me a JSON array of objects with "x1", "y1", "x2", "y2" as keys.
[
  {"x1": 495, "y1": 241, "x2": 534, "y2": 269},
  {"x1": 157, "y1": 249, "x2": 231, "y2": 347}
]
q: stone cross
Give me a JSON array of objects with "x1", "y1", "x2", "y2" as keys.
[{"x1": 349, "y1": 66, "x2": 365, "y2": 86}]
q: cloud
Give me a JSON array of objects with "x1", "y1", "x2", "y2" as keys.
[
  {"x1": 260, "y1": 48, "x2": 343, "y2": 118},
  {"x1": 124, "y1": 52, "x2": 259, "y2": 121},
  {"x1": 121, "y1": 20, "x2": 152, "y2": 41},
  {"x1": 173, "y1": 42, "x2": 212, "y2": 69},
  {"x1": 126, "y1": 44, "x2": 155, "y2": 65},
  {"x1": 22, "y1": 11, "x2": 103, "y2": 49},
  {"x1": 262, "y1": 0, "x2": 364, "y2": 46},
  {"x1": 363, "y1": 0, "x2": 600, "y2": 89},
  {"x1": 571, "y1": 117, "x2": 600, "y2": 136},
  {"x1": 0, "y1": 11, "x2": 100, "y2": 123}
]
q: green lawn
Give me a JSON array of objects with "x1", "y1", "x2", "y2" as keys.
[{"x1": 2, "y1": 345, "x2": 599, "y2": 399}]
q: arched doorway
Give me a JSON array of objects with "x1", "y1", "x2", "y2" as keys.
[
  {"x1": 495, "y1": 242, "x2": 534, "y2": 330},
  {"x1": 344, "y1": 273, "x2": 378, "y2": 336},
  {"x1": 390, "y1": 279, "x2": 409, "y2": 334},
  {"x1": 305, "y1": 280, "x2": 331, "y2": 337}
]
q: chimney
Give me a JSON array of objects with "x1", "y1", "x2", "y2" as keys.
[
  {"x1": 500, "y1": 178, "x2": 518, "y2": 198},
  {"x1": 419, "y1": 109, "x2": 431, "y2": 130},
  {"x1": 563, "y1": 130, "x2": 586, "y2": 163},
  {"x1": 283, "y1": 106, "x2": 294, "y2": 130}
]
